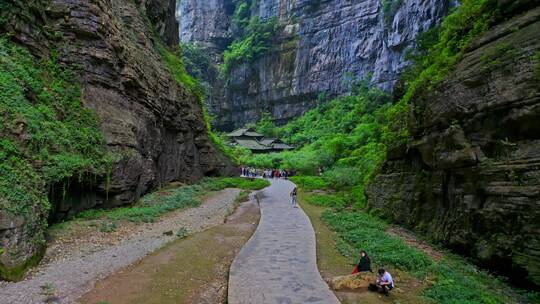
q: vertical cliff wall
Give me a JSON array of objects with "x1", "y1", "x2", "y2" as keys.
[
  {"x1": 366, "y1": 7, "x2": 540, "y2": 287},
  {"x1": 0, "y1": 0, "x2": 234, "y2": 280},
  {"x1": 177, "y1": 0, "x2": 452, "y2": 130}
]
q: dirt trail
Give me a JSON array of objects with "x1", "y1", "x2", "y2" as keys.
[
  {"x1": 0, "y1": 189, "x2": 240, "y2": 304},
  {"x1": 78, "y1": 193, "x2": 261, "y2": 304}
]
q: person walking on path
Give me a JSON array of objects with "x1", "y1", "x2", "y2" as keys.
[{"x1": 290, "y1": 186, "x2": 298, "y2": 208}]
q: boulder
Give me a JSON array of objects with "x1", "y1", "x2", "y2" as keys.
[{"x1": 326, "y1": 272, "x2": 373, "y2": 290}]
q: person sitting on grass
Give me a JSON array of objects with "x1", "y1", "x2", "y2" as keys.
[
  {"x1": 375, "y1": 268, "x2": 394, "y2": 296},
  {"x1": 352, "y1": 250, "x2": 372, "y2": 274}
]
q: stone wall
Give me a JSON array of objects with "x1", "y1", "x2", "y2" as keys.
[{"x1": 366, "y1": 7, "x2": 540, "y2": 287}]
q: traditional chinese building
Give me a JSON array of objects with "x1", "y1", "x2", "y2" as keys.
[{"x1": 226, "y1": 128, "x2": 294, "y2": 153}]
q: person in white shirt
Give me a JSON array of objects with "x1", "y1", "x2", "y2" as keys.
[{"x1": 376, "y1": 268, "x2": 394, "y2": 296}]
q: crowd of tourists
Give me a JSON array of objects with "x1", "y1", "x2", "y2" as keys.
[{"x1": 240, "y1": 167, "x2": 294, "y2": 179}]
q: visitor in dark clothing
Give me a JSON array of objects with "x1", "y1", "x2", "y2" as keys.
[
  {"x1": 358, "y1": 250, "x2": 372, "y2": 272},
  {"x1": 352, "y1": 250, "x2": 372, "y2": 274}
]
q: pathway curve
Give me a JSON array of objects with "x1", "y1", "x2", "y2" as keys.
[{"x1": 228, "y1": 179, "x2": 340, "y2": 304}]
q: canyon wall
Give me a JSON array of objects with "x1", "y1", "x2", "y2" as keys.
[
  {"x1": 0, "y1": 0, "x2": 234, "y2": 279},
  {"x1": 367, "y1": 7, "x2": 540, "y2": 287},
  {"x1": 177, "y1": 0, "x2": 452, "y2": 130}
]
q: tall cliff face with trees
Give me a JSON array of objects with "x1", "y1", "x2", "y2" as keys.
[
  {"x1": 367, "y1": 4, "x2": 540, "y2": 288},
  {"x1": 230, "y1": 0, "x2": 540, "y2": 290},
  {"x1": 0, "y1": 0, "x2": 234, "y2": 280},
  {"x1": 177, "y1": 0, "x2": 452, "y2": 130}
]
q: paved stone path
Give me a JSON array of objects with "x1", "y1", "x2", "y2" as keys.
[{"x1": 228, "y1": 179, "x2": 340, "y2": 304}]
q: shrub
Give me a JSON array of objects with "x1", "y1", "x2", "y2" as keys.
[
  {"x1": 303, "y1": 193, "x2": 347, "y2": 209},
  {"x1": 289, "y1": 176, "x2": 328, "y2": 191},
  {"x1": 156, "y1": 41, "x2": 204, "y2": 100},
  {"x1": 201, "y1": 177, "x2": 270, "y2": 191},
  {"x1": 75, "y1": 177, "x2": 268, "y2": 223},
  {"x1": 222, "y1": 17, "x2": 279, "y2": 74},
  {"x1": 0, "y1": 37, "x2": 110, "y2": 221}
]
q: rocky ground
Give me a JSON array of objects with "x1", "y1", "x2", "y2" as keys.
[
  {"x1": 78, "y1": 191, "x2": 261, "y2": 304},
  {"x1": 0, "y1": 189, "x2": 240, "y2": 304}
]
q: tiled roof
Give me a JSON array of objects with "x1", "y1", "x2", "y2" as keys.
[
  {"x1": 260, "y1": 138, "x2": 276, "y2": 145},
  {"x1": 271, "y1": 143, "x2": 294, "y2": 150},
  {"x1": 227, "y1": 128, "x2": 264, "y2": 138},
  {"x1": 235, "y1": 139, "x2": 271, "y2": 151}
]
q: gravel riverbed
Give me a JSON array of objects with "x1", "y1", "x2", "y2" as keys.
[{"x1": 0, "y1": 189, "x2": 240, "y2": 304}]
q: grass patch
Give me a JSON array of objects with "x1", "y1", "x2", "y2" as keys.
[
  {"x1": 74, "y1": 178, "x2": 268, "y2": 223},
  {"x1": 289, "y1": 176, "x2": 329, "y2": 191},
  {"x1": 302, "y1": 192, "x2": 347, "y2": 209},
  {"x1": 76, "y1": 185, "x2": 202, "y2": 223},
  {"x1": 322, "y1": 209, "x2": 522, "y2": 304},
  {"x1": 201, "y1": 177, "x2": 270, "y2": 191}
]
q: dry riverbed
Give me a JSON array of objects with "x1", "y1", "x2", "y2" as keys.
[
  {"x1": 79, "y1": 192, "x2": 260, "y2": 304},
  {"x1": 0, "y1": 188, "x2": 245, "y2": 304}
]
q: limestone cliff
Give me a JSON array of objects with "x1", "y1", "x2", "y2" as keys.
[
  {"x1": 366, "y1": 7, "x2": 540, "y2": 287},
  {"x1": 177, "y1": 0, "x2": 452, "y2": 130},
  {"x1": 0, "y1": 0, "x2": 234, "y2": 280}
]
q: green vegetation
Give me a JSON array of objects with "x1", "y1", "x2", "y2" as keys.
[
  {"x1": 322, "y1": 209, "x2": 519, "y2": 304},
  {"x1": 156, "y1": 40, "x2": 240, "y2": 162},
  {"x1": 382, "y1": 0, "x2": 403, "y2": 25},
  {"x1": 302, "y1": 192, "x2": 347, "y2": 209},
  {"x1": 156, "y1": 40, "x2": 205, "y2": 100},
  {"x1": 222, "y1": 0, "x2": 279, "y2": 75},
  {"x1": 0, "y1": 246, "x2": 45, "y2": 281},
  {"x1": 180, "y1": 43, "x2": 215, "y2": 85},
  {"x1": 402, "y1": 0, "x2": 531, "y2": 104},
  {"x1": 289, "y1": 176, "x2": 328, "y2": 191},
  {"x1": 248, "y1": 112, "x2": 278, "y2": 137},
  {"x1": 201, "y1": 177, "x2": 270, "y2": 191},
  {"x1": 241, "y1": 82, "x2": 404, "y2": 208},
  {"x1": 180, "y1": 42, "x2": 217, "y2": 100},
  {"x1": 480, "y1": 43, "x2": 518, "y2": 72},
  {"x1": 76, "y1": 184, "x2": 201, "y2": 223},
  {"x1": 0, "y1": 38, "x2": 111, "y2": 214},
  {"x1": 234, "y1": 2, "x2": 540, "y2": 301},
  {"x1": 75, "y1": 177, "x2": 269, "y2": 223},
  {"x1": 0, "y1": 36, "x2": 111, "y2": 270}
]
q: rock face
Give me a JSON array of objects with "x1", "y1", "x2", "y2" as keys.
[
  {"x1": 367, "y1": 7, "x2": 540, "y2": 287},
  {"x1": 177, "y1": 0, "x2": 451, "y2": 130},
  {"x1": 0, "y1": 0, "x2": 235, "y2": 280}
]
